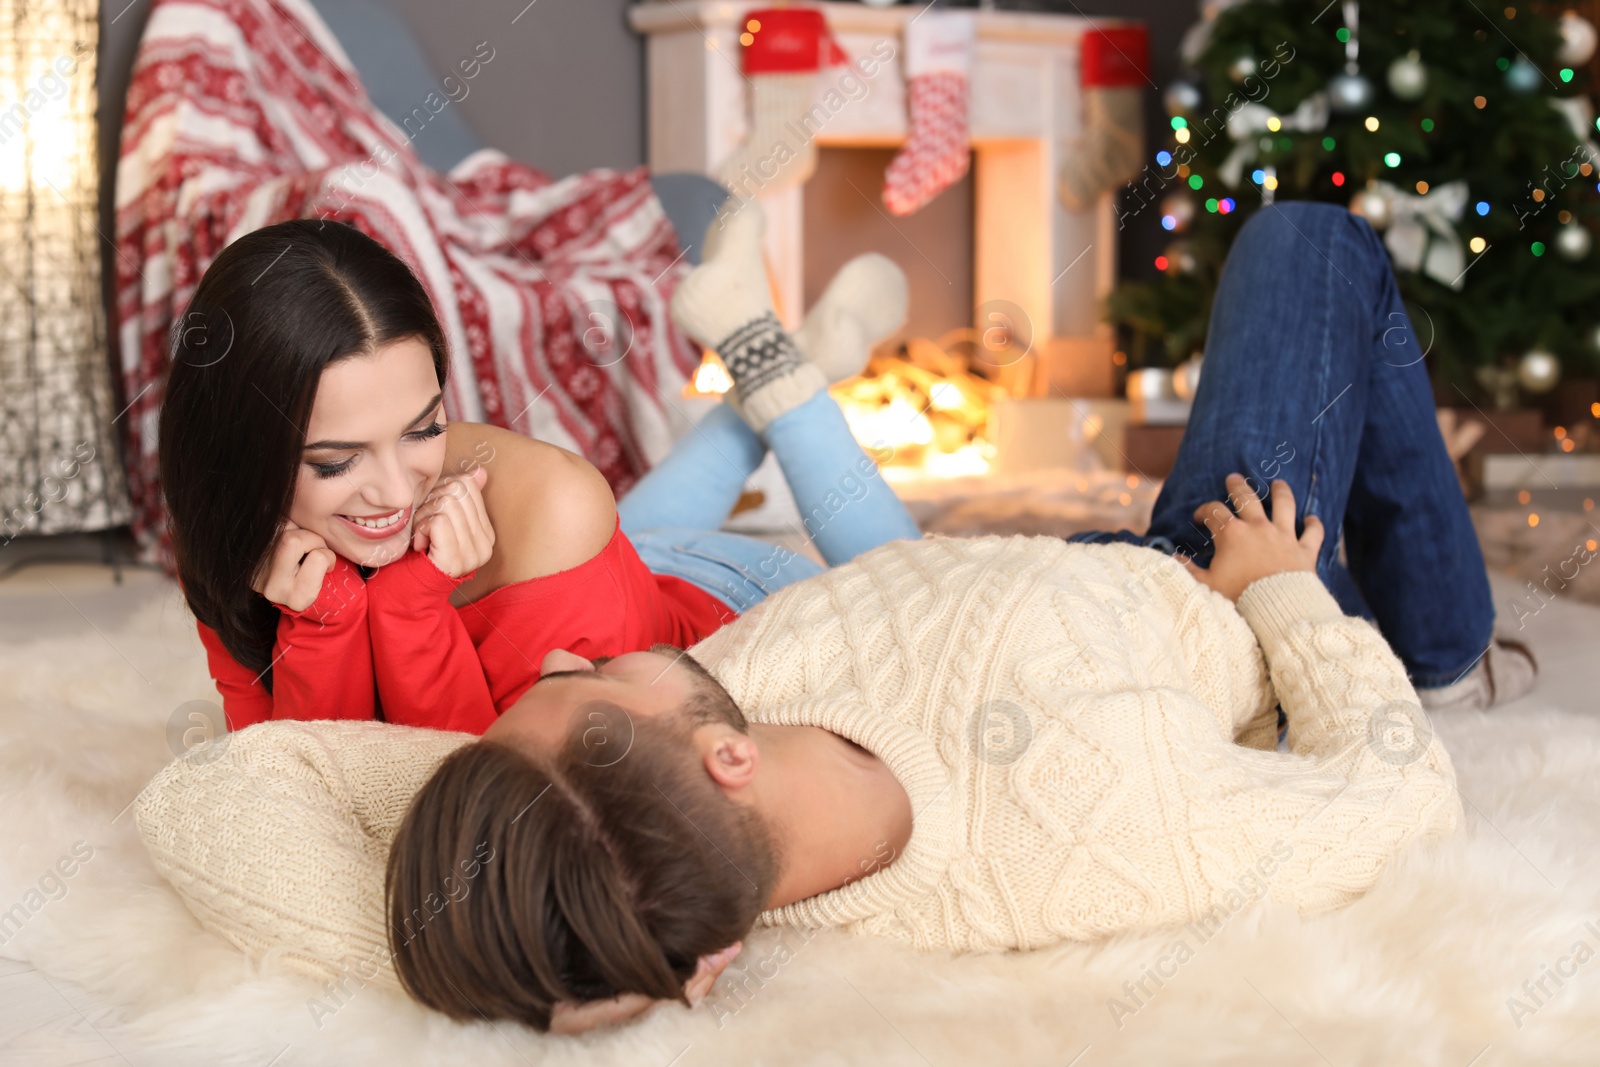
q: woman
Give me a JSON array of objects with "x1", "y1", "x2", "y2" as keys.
[{"x1": 159, "y1": 203, "x2": 920, "y2": 734}]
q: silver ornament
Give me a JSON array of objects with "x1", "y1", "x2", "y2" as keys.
[
  {"x1": 1164, "y1": 80, "x2": 1202, "y2": 116},
  {"x1": 1386, "y1": 51, "x2": 1427, "y2": 101},
  {"x1": 1159, "y1": 191, "x2": 1196, "y2": 232},
  {"x1": 1229, "y1": 55, "x2": 1257, "y2": 83},
  {"x1": 1349, "y1": 186, "x2": 1392, "y2": 231},
  {"x1": 1328, "y1": 71, "x2": 1376, "y2": 112},
  {"x1": 1588, "y1": 324, "x2": 1600, "y2": 356},
  {"x1": 1559, "y1": 12, "x2": 1598, "y2": 67},
  {"x1": 1163, "y1": 241, "x2": 1199, "y2": 275},
  {"x1": 1555, "y1": 221, "x2": 1593, "y2": 261},
  {"x1": 1517, "y1": 348, "x2": 1561, "y2": 394},
  {"x1": 1505, "y1": 57, "x2": 1541, "y2": 94}
]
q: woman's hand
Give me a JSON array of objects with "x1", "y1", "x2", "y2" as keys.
[
  {"x1": 252, "y1": 520, "x2": 336, "y2": 612},
  {"x1": 1179, "y1": 473, "x2": 1324, "y2": 603},
  {"x1": 412, "y1": 466, "x2": 495, "y2": 579},
  {"x1": 546, "y1": 942, "x2": 743, "y2": 1036}
]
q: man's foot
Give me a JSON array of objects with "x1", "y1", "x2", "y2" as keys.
[{"x1": 1415, "y1": 636, "x2": 1539, "y2": 712}]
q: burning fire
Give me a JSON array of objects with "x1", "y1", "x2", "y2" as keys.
[{"x1": 687, "y1": 335, "x2": 1007, "y2": 481}]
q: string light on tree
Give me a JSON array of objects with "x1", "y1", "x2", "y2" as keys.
[
  {"x1": 1555, "y1": 221, "x2": 1592, "y2": 260},
  {"x1": 1160, "y1": 191, "x2": 1196, "y2": 231},
  {"x1": 1260, "y1": 164, "x2": 1278, "y2": 202}
]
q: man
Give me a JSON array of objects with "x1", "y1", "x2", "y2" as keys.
[
  {"x1": 386, "y1": 473, "x2": 1462, "y2": 1033},
  {"x1": 137, "y1": 476, "x2": 1461, "y2": 1035}
]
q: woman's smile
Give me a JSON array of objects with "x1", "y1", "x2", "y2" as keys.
[{"x1": 335, "y1": 502, "x2": 414, "y2": 541}]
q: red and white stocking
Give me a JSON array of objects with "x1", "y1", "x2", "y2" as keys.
[
  {"x1": 718, "y1": 8, "x2": 848, "y2": 197},
  {"x1": 1058, "y1": 26, "x2": 1149, "y2": 213},
  {"x1": 882, "y1": 12, "x2": 975, "y2": 217}
]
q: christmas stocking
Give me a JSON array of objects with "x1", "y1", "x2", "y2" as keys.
[
  {"x1": 882, "y1": 11, "x2": 975, "y2": 216},
  {"x1": 717, "y1": 8, "x2": 848, "y2": 197},
  {"x1": 1058, "y1": 26, "x2": 1149, "y2": 213}
]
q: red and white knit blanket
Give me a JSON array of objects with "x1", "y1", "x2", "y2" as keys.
[{"x1": 114, "y1": 0, "x2": 700, "y2": 565}]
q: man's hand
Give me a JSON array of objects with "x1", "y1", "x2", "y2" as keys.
[
  {"x1": 547, "y1": 942, "x2": 743, "y2": 1036},
  {"x1": 1178, "y1": 473, "x2": 1324, "y2": 603}
]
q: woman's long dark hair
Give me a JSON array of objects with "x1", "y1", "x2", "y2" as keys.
[{"x1": 159, "y1": 219, "x2": 448, "y2": 692}]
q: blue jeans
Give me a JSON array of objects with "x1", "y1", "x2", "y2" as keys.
[
  {"x1": 1068, "y1": 202, "x2": 1494, "y2": 689},
  {"x1": 618, "y1": 390, "x2": 922, "y2": 614}
]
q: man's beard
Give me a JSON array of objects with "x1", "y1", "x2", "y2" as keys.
[{"x1": 647, "y1": 643, "x2": 748, "y2": 731}]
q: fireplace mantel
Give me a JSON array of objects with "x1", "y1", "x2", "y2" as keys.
[
  {"x1": 628, "y1": 0, "x2": 1137, "y2": 396},
  {"x1": 628, "y1": 2, "x2": 1103, "y2": 47}
]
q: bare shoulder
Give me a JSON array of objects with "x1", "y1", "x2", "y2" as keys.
[{"x1": 444, "y1": 422, "x2": 617, "y2": 582}]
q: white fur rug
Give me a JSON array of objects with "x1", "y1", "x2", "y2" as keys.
[{"x1": 2, "y1": 574, "x2": 1598, "y2": 1066}]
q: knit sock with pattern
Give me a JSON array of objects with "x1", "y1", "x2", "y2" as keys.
[
  {"x1": 699, "y1": 210, "x2": 908, "y2": 404},
  {"x1": 793, "y1": 252, "x2": 908, "y2": 383},
  {"x1": 671, "y1": 200, "x2": 827, "y2": 432}
]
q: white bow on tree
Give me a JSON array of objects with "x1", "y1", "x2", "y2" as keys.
[
  {"x1": 1374, "y1": 179, "x2": 1469, "y2": 290},
  {"x1": 1219, "y1": 93, "x2": 1330, "y2": 189}
]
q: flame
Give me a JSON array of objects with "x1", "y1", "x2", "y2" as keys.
[
  {"x1": 692, "y1": 353, "x2": 733, "y2": 395},
  {"x1": 830, "y1": 336, "x2": 1007, "y2": 480},
  {"x1": 684, "y1": 331, "x2": 1021, "y2": 480}
]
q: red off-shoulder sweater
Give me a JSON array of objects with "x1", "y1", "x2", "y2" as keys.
[{"x1": 195, "y1": 519, "x2": 736, "y2": 735}]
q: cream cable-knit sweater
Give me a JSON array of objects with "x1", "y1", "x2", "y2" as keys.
[{"x1": 136, "y1": 536, "x2": 1461, "y2": 992}]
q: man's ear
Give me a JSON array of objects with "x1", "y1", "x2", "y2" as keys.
[
  {"x1": 701, "y1": 729, "x2": 758, "y2": 790},
  {"x1": 548, "y1": 992, "x2": 656, "y2": 1035}
]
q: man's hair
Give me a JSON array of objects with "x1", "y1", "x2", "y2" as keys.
[{"x1": 384, "y1": 657, "x2": 779, "y2": 1031}]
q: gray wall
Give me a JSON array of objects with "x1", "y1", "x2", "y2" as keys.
[
  {"x1": 96, "y1": 0, "x2": 646, "y2": 201},
  {"x1": 382, "y1": 0, "x2": 644, "y2": 176}
]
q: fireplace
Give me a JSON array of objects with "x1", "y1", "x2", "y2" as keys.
[
  {"x1": 631, "y1": 1, "x2": 1138, "y2": 497},
  {"x1": 630, "y1": 1, "x2": 1130, "y2": 396}
]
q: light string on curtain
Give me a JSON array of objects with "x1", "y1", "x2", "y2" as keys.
[{"x1": 0, "y1": 0, "x2": 131, "y2": 543}]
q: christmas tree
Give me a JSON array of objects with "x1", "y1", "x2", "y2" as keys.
[{"x1": 1106, "y1": 0, "x2": 1600, "y2": 402}]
